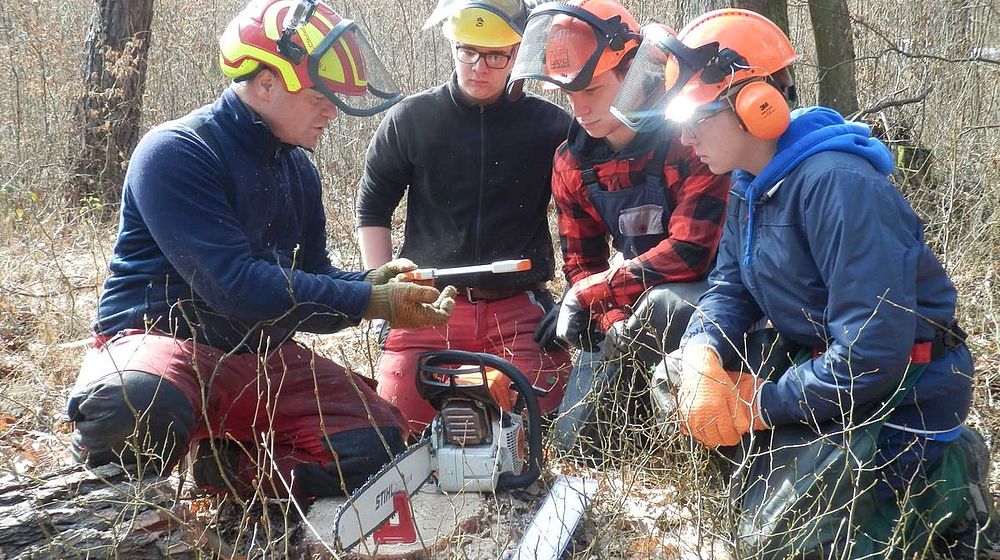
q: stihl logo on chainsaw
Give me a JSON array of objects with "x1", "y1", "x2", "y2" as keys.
[{"x1": 375, "y1": 483, "x2": 397, "y2": 510}]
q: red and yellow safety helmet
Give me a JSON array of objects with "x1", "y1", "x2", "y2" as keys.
[{"x1": 219, "y1": 0, "x2": 402, "y2": 116}]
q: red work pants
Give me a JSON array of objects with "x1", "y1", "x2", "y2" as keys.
[
  {"x1": 376, "y1": 292, "x2": 571, "y2": 432},
  {"x1": 73, "y1": 331, "x2": 406, "y2": 497}
]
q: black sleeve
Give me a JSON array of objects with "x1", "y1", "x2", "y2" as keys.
[{"x1": 357, "y1": 108, "x2": 411, "y2": 228}]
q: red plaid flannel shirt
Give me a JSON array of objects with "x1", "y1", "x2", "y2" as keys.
[{"x1": 552, "y1": 129, "x2": 730, "y2": 330}]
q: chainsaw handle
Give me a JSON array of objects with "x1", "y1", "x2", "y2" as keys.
[{"x1": 418, "y1": 350, "x2": 543, "y2": 490}]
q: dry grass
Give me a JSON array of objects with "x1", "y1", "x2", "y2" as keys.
[{"x1": 1, "y1": 0, "x2": 998, "y2": 558}]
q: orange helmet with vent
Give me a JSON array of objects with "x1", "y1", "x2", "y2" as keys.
[
  {"x1": 508, "y1": 0, "x2": 641, "y2": 92},
  {"x1": 219, "y1": 0, "x2": 403, "y2": 116},
  {"x1": 612, "y1": 8, "x2": 796, "y2": 137},
  {"x1": 667, "y1": 9, "x2": 796, "y2": 112}
]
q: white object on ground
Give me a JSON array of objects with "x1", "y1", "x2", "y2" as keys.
[{"x1": 508, "y1": 475, "x2": 599, "y2": 560}]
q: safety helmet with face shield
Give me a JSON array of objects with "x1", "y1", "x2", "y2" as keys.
[
  {"x1": 612, "y1": 8, "x2": 796, "y2": 136},
  {"x1": 508, "y1": 0, "x2": 641, "y2": 93},
  {"x1": 423, "y1": 0, "x2": 528, "y2": 47},
  {"x1": 219, "y1": 0, "x2": 403, "y2": 117}
]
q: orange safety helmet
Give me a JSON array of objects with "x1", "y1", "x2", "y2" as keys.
[
  {"x1": 667, "y1": 9, "x2": 797, "y2": 139},
  {"x1": 219, "y1": 0, "x2": 403, "y2": 116},
  {"x1": 508, "y1": 0, "x2": 641, "y2": 93}
]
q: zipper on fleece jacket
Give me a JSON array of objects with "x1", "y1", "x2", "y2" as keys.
[{"x1": 474, "y1": 105, "x2": 485, "y2": 264}]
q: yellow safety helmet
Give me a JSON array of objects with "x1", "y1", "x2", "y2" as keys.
[{"x1": 424, "y1": 0, "x2": 527, "y2": 47}]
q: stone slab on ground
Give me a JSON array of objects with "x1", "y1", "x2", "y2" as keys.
[{"x1": 304, "y1": 489, "x2": 486, "y2": 559}]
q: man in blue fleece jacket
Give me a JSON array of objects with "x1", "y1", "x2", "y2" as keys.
[
  {"x1": 628, "y1": 8, "x2": 997, "y2": 559},
  {"x1": 66, "y1": 0, "x2": 456, "y2": 501}
]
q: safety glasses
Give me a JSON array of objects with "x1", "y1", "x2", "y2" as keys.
[{"x1": 678, "y1": 102, "x2": 731, "y2": 136}]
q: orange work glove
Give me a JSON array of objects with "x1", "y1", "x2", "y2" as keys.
[
  {"x1": 366, "y1": 258, "x2": 418, "y2": 286},
  {"x1": 676, "y1": 345, "x2": 750, "y2": 448},
  {"x1": 364, "y1": 283, "x2": 456, "y2": 329},
  {"x1": 728, "y1": 372, "x2": 770, "y2": 432}
]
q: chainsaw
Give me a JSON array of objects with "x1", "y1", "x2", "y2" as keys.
[{"x1": 332, "y1": 350, "x2": 545, "y2": 552}]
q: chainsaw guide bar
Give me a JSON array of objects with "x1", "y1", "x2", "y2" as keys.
[{"x1": 333, "y1": 439, "x2": 434, "y2": 552}]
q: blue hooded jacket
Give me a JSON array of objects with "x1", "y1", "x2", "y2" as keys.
[
  {"x1": 95, "y1": 89, "x2": 371, "y2": 352},
  {"x1": 684, "y1": 107, "x2": 972, "y2": 435}
]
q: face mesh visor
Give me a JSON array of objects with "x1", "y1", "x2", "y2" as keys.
[
  {"x1": 509, "y1": 3, "x2": 607, "y2": 92},
  {"x1": 611, "y1": 27, "x2": 721, "y2": 130},
  {"x1": 610, "y1": 25, "x2": 673, "y2": 131},
  {"x1": 309, "y1": 21, "x2": 402, "y2": 116}
]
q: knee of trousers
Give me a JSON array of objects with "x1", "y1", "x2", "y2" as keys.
[
  {"x1": 68, "y1": 369, "x2": 195, "y2": 474},
  {"x1": 325, "y1": 426, "x2": 406, "y2": 470},
  {"x1": 292, "y1": 426, "x2": 408, "y2": 499},
  {"x1": 627, "y1": 283, "x2": 706, "y2": 347}
]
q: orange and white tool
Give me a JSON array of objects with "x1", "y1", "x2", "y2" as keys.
[{"x1": 403, "y1": 259, "x2": 531, "y2": 282}]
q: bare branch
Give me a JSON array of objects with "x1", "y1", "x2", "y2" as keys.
[{"x1": 853, "y1": 86, "x2": 934, "y2": 118}]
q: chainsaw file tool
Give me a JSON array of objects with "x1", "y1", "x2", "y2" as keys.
[
  {"x1": 332, "y1": 350, "x2": 546, "y2": 552},
  {"x1": 403, "y1": 258, "x2": 532, "y2": 281}
]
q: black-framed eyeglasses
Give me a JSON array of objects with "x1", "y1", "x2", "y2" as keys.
[{"x1": 454, "y1": 45, "x2": 513, "y2": 69}]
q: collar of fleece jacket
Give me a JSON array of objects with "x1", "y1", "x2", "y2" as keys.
[{"x1": 217, "y1": 88, "x2": 300, "y2": 160}]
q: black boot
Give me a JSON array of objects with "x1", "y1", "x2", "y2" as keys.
[
  {"x1": 191, "y1": 438, "x2": 254, "y2": 497},
  {"x1": 937, "y1": 426, "x2": 1000, "y2": 559}
]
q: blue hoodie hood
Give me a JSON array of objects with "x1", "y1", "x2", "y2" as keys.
[{"x1": 735, "y1": 106, "x2": 895, "y2": 265}]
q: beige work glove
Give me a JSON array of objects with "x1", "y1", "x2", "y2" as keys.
[
  {"x1": 366, "y1": 258, "x2": 418, "y2": 286},
  {"x1": 364, "y1": 283, "x2": 456, "y2": 329},
  {"x1": 676, "y1": 345, "x2": 750, "y2": 448}
]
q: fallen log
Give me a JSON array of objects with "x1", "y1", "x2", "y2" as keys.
[{"x1": 0, "y1": 463, "x2": 195, "y2": 559}]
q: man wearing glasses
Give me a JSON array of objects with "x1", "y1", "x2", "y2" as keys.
[{"x1": 357, "y1": 0, "x2": 573, "y2": 432}]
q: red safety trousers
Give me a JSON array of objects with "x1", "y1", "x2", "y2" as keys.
[
  {"x1": 376, "y1": 292, "x2": 571, "y2": 433},
  {"x1": 78, "y1": 330, "x2": 407, "y2": 498}
]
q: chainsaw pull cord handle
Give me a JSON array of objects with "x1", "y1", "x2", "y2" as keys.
[{"x1": 418, "y1": 350, "x2": 543, "y2": 490}]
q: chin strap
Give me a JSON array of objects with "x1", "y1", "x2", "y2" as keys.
[{"x1": 505, "y1": 76, "x2": 525, "y2": 102}]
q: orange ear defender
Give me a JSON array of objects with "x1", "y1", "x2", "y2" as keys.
[{"x1": 732, "y1": 79, "x2": 789, "y2": 140}]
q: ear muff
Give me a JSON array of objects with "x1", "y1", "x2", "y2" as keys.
[{"x1": 732, "y1": 80, "x2": 789, "y2": 140}]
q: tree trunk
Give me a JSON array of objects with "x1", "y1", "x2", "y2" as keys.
[
  {"x1": 0, "y1": 462, "x2": 311, "y2": 559},
  {"x1": 0, "y1": 463, "x2": 286, "y2": 559},
  {"x1": 808, "y1": 0, "x2": 859, "y2": 116},
  {"x1": 70, "y1": 0, "x2": 154, "y2": 205},
  {"x1": 729, "y1": 0, "x2": 790, "y2": 37}
]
